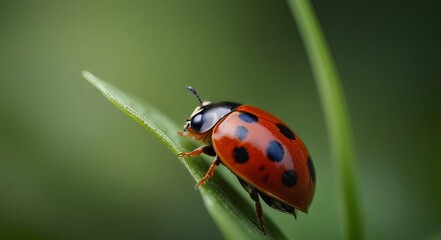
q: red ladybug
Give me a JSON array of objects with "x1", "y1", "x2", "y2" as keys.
[{"x1": 178, "y1": 86, "x2": 315, "y2": 232}]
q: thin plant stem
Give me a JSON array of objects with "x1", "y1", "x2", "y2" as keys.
[{"x1": 286, "y1": 1, "x2": 363, "y2": 239}]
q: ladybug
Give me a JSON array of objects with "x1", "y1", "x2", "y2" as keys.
[{"x1": 178, "y1": 86, "x2": 315, "y2": 232}]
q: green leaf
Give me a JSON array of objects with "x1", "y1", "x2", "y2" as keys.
[
  {"x1": 287, "y1": 1, "x2": 363, "y2": 240},
  {"x1": 83, "y1": 71, "x2": 287, "y2": 240}
]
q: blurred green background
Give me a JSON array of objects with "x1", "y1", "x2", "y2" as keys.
[{"x1": 1, "y1": 1, "x2": 440, "y2": 239}]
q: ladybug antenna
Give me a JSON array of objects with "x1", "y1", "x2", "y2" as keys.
[{"x1": 186, "y1": 86, "x2": 203, "y2": 106}]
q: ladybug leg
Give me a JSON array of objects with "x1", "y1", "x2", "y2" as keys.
[
  {"x1": 259, "y1": 190, "x2": 297, "y2": 219},
  {"x1": 178, "y1": 145, "x2": 216, "y2": 157},
  {"x1": 195, "y1": 156, "x2": 221, "y2": 188},
  {"x1": 237, "y1": 178, "x2": 266, "y2": 233},
  {"x1": 177, "y1": 131, "x2": 186, "y2": 136},
  {"x1": 250, "y1": 189, "x2": 266, "y2": 233}
]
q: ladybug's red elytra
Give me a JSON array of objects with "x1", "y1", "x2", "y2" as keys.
[{"x1": 178, "y1": 86, "x2": 316, "y2": 232}]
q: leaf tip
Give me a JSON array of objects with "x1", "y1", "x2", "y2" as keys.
[
  {"x1": 82, "y1": 70, "x2": 91, "y2": 78},
  {"x1": 82, "y1": 70, "x2": 105, "y2": 93}
]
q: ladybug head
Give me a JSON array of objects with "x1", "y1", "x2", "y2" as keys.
[{"x1": 183, "y1": 86, "x2": 240, "y2": 137}]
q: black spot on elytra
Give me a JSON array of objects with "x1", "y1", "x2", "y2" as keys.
[
  {"x1": 232, "y1": 147, "x2": 249, "y2": 163},
  {"x1": 258, "y1": 164, "x2": 265, "y2": 172},
  {"x1": 276, "y1": 123, "x2": 295, "y2": 140},
  {"x1": 282, "y1": 169, "x2": 298, "y2": 187},
  {"x1": 266, "y1": 141, "x2": 284, "y2": 162},
  {"x1": 263, "y1": 175, "x2": 269, "y2": 182},
  {"x1": 235, "y1": 126, "x2": 248, "y2": 141},
  {"x1": 238, "y1": 112, "x2": 258, "y2": 123},
  {"x1": 307, "y1": 156, "x2": 316, "y2": 183}
]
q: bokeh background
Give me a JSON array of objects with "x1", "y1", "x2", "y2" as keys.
[{"x1": 1, "y1": 1, "x2": 440, "y2": 239}]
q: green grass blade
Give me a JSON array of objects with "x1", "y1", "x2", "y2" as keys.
[
  {"x1": 82, "y1": 71, "x2": 287, "y2": 240},
  {"x1": 286, "y1": 1, "x2": 363, "y2": 239}
]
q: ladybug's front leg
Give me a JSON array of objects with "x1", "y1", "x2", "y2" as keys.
[
  {"x1": 178, "y1": 145, "x2": 216, "y2": 157},
  {"x1": 178, "y1": 146, "x2": 220, "y2": 188}
]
